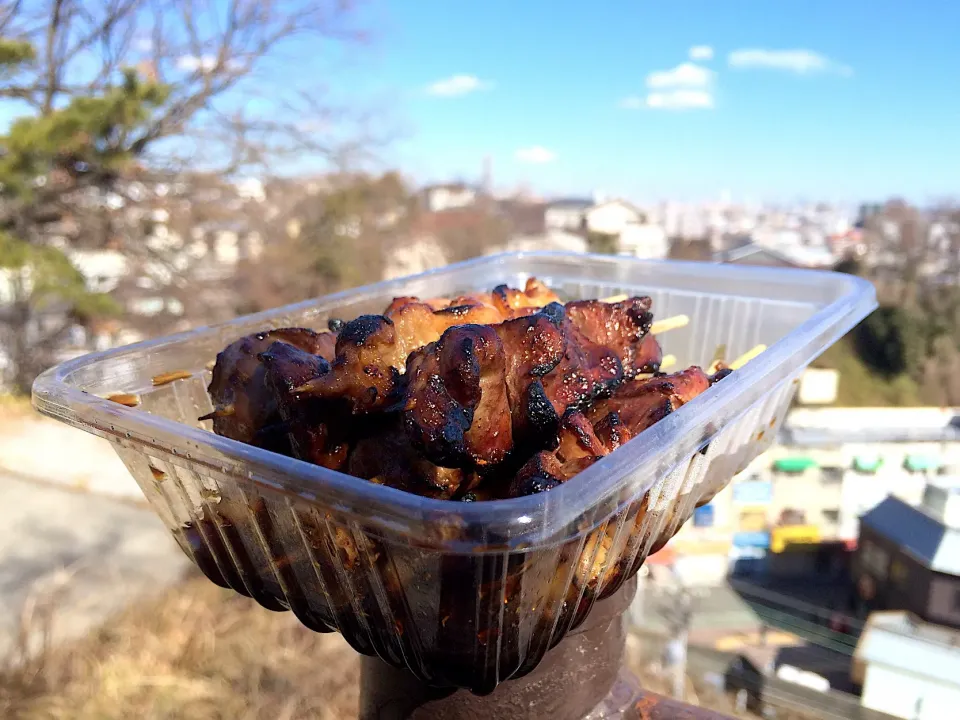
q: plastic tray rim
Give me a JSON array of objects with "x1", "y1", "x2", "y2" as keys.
[{"x1": 31, "y1": 252, "x2": 877, "y2": 548}]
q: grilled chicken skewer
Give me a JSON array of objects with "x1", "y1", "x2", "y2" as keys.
[{"x1": 204, "y1": 277, "x2": 757, "y2": 504}]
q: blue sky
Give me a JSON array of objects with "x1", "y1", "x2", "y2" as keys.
[
  {"x1": 355, "y1": 0, "x2": 960, "y2": 204},
  {"x1": 2, "y1": 1, "x2": 956, "y2": 205}
]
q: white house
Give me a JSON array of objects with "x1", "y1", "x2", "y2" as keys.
[
  {"x1": 923, "y1": 478, "x2": 960, "y2": 529},
  {"x1": 67, "y1": 249, "x2": 129, "y2": 294},
  {"x1": 619, "y1": 223, "x2": 669, "y2": 260},
  {"x1": 853, "y1": 611, "x2": 960, "y2": 720},
  {"x1": 424, "y1": 184, "x2": 477, "y2": 213},
  {"x1": 584, "y1": 199, "x2": 645, "y2": 237},
  {"x1": 545, "y1": 199, "x2": 592, "y2": 231}
]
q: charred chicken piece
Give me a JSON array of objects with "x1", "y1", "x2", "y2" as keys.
[
  {"x1": 507, "y1": 412, "x2": 610, "y2": 497},
  {"x1": 347, "y1": 419, "x2": 474, "y2": 499},
  {"x1": 298, "y1": 301, "x2": 503, "y2": 414},
  {"x1": 635, "y1": 333, "x2": 663, "y2": 374},
  {"x1": 588, "y1": 366, "x2": 711, "y2": 434},
  {"x1": 205, "y1": 328, "x2": 334, "y2": 452},
  {"x1": 555, "y1": 410, "x2": 609, "y2": 461},
  {"x1": 403, "y1": 324, "x2": 514, "y2": 467},
  {"x1": 509, "y1": 367, "x2": 717, "y2": 499},
  {"x1": 500, "y1": 276, "x2": 561, "y2": 312},
  {"x1": 259, "y1": 341, "x2": 351, "y2": 471},
  {"x1": 564, "y1": 297, "x2": 654, "y2": 377},
  {"x1": 448, "y1": 277, "x2": 562, "y2": 320},
  {"x1": 508, "y1": 452, "x2": 599, "y2": 497},
  {"x1": 402, "y1": 304, "x2": 570, "y2": 467},
  {"x1": 294, "y1": 279, "x2": 560, "y2": 416},
  {"x1": 383, "y1": 296, "x2": 451, "y2": 314},
  {"x1": 536, "y1": 313, "x2": 623, "y2": 418},
  {"x1": 401, "y1": 299, "x2": 654, "y2": 468}
]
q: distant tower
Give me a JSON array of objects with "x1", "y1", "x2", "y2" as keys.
[{"x1": 481, "y1": 155, "x2": 493, "y2": 196}]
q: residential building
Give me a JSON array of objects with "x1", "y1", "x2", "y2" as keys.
[
  {"x1": 67, "y1": 249, "x2": 129, "y2": 294},
  {"x1": 923, "y1": 478, "x2": 960, "y2": 527},
  {"x1": 852, "y1": 611, "x2": 960, "y2": 720},
  {"x1": 544, "y1": 198, "x2": 592, "y2": 231},
  {"x1": 770, "y1": 407, "x2": 960, "y2": 543},
  {"x1": 714, "y1": 240, "x2": 803, "y2": 268},
  {"x1": 854, "y1": 495, "x2": 960, "y2": 629},
  {"x1": 583, "y1": 199, "x2": 645, "y2": 237},
  {"x1": 666, "y1": 406, "x2": 960, "y2": 580},
  {"x1": 618, "y1": 222, "x2": 669, "y2": 259},
  {"x1": 714, "y1": 235, "x2": 837, "y2": 269},
  {"x1": 423, "y1": 183, "x2": 478, "y2": 213}
]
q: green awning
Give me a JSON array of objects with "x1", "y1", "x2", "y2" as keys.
[
  {"x1": 904, "y1": 455, "x2": 940, "y2": 472},
  {"x1": 853, "y1": 456, "x2": 883, "y2": 473},
  {"x1": 774, "y1": 457, "x2": 818, "y2": 473}
]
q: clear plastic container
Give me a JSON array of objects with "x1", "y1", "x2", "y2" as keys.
[{"x1": 32, "y1": 252, "x2": 875, "y2": 693}]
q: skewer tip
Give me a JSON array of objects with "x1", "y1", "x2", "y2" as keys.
[
  {"x1": 600, "y1": 293, "x2": 629, "y2": 304},
  {"x1": 730, "y1": 344, "x2": 767, "y2": 370},
  {"x1": 650, "y1": 314, "x2": 690, "y2": 335}
]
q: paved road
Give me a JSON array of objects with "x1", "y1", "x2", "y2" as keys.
[
  {"x1": 0, "y1": 415, "x2": 142, "y2": 499},
  {"x1": 631, "y1": 578, "x2": 766, "y2": 635},
  {"x1": 0, "y1": 472, "x2": 190, "y2": 658}
]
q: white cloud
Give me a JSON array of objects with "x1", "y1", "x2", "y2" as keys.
[
  {"x1": 646, "y1": 62, "x2": 713, "y2": 88},
  {"x1": 425, "y1": 74, "x2": 492, "y2": 97},
  {"x1": 619, "y1": 96, "x2": 645, "y2": 110},
  {"x1": 176, "y1": 54, "x2": 244, "y2": 74},
  {"x1": 646, "y1": 90, "x2": 714, "y2": 110},
  {"x1": 515, "y1": 146, "x2": 556, "y2": 164},
  {"x1": 176, "y1": 54, "x2": 217, "y2": 73},
  {"x1": 728, "y1": 49, "x2": 852, "y2": 76},
  {"x1": 689, "y1": 45, "x2": 714, "y2": 61}
]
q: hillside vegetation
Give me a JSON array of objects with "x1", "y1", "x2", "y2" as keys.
[{"x1": 817, "y1": 240, "x2": 960, "y2": 407}]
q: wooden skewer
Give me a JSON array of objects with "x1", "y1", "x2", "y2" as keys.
[
  {"x1": 650, "y1": 314, "x2": 689, "y2": 335},
  {"x1": 600, "y1": 293, "x2": 628, "y2": 303},
  {"x1": 730, "y1": 344, "x2": 767, "y2": 370},
  {"x1": 198, "y1": 404, "x2": 235, "y2": 421},
  {"x1": 152, "y1": 369, "x2": 193, "y2": 386},
  {"x1": 105, "y1": 392, "x2": 140, "y2": 407}
]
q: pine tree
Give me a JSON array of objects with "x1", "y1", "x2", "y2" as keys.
[
  {"x1": 0, "y1": 0, "x2": 364, "y2": 393},
  {"x1": 0, "y1": 39, "x2": 169, "y2": 392}
]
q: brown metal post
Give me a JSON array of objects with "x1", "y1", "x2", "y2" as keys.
[{"x1": 359, "y1": 578, "x2": 636, "y2": 720}]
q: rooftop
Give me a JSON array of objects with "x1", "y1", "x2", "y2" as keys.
[
  {"x1": 714, "y1": 241, "x2": 802, "y2": 268},
  {"x1": 854, "y1": 611, "x2": 960, "y2": 688},
  {"x1": 780, "y1": 406, "x2": 960, "y2": 445},
  {"x1": 860, "y1": 496, "x2": 960, "y2": 575},
  {"x1": 547, "y1": 197, "x2": 593, "y2": 210}
]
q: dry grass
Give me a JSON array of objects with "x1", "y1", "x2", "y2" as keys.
[
  {"x1": 1, "y1": 572, "x2": 823, "y2": 720},
  {"x1": 0, "y1": 394, "x2": 37, "y2": 422},
  {"x1": 0, "y1": 572, "x2": 359, "y2": 720}
]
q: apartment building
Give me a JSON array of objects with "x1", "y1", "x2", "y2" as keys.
[{"x1": 669, "y1": 406, "x2": 960, "y2": 579}]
